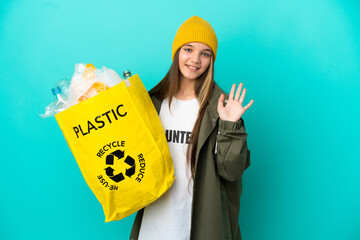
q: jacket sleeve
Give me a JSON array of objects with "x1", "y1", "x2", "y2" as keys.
[{"x1": 215, "y1": 118, "x2": 250, "y2": 182}]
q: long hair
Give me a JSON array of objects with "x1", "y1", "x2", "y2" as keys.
[{"x1": 149, "y1": 48, "x2": 215, "y2": 180}]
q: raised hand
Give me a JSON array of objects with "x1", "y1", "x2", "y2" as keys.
[{"x1": 217, "y1": 83, "x2": 254, "y2": 122}]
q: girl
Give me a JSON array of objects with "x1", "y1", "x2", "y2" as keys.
[{"x1": 130, "y1": 16, "x2": 253, "y2": 240}]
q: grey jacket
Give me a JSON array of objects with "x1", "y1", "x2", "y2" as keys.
[{"x1": 130, "y1": 83, "x2": 250, "y2": 240}]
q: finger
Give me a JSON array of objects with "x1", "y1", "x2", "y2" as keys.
[
  {"x1": 239, "y1": 88, "x2": 246, "y2": 104},
  {"x1": 229, "y1": 84, "x2": 236, "y2": 100},
  {"x1": 234, "y1": 83, "x2": 243, "y2": 101},
  {"x1": 243, "y1": 99, "x2": 254, "y2": 111},
  {"x1": 217, "y1": 94, "x2": 224, "y2": 111}
]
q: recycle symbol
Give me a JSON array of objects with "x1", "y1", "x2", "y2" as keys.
[{"x1": 104, "y1": 150, "x2": 135, "y2": 183}]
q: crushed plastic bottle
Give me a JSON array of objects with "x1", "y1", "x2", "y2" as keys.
[
  {"x1": 39, "y1": 81, "x2": 71, "y2": 118},
  {"x1": 83, "y1": 63, "x2": 96, "y2": 80},
  {"x1": 78, "y1": 82, "x2": 109, "y2": 102},
  {"x1": 51, "y1": 86, "x2": 70, "y2": 115}
]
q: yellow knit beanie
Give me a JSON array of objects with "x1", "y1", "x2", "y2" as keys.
[{"x1": 172, "y1": 16, "x2": 218, "y2": 62}]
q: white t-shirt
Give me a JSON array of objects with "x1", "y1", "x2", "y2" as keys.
[{"x1": 138, "y1": 96, "x2": 200, "y2": 240}]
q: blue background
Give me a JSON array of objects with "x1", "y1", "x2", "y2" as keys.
[{"x1": 1, "y1": 0, "x2": 359, "y2": 239}]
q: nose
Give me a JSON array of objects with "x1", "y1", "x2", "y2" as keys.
[{"x1": 191, "y1": 52, "x2": 201, "y2": 64}]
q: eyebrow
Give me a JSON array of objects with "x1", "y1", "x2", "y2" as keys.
[{"x1": 184, "y1": 44, "x2": 212, "y2": 52}]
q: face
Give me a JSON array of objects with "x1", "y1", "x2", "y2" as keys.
[{"x1": 178, "y1": 42, "x2": 212, "y2": 82}]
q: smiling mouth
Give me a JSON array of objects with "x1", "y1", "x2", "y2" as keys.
[{"x1": 186, "y1": 64, "x2": 200, "y2": 71}]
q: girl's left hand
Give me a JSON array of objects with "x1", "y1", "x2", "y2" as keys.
[{"x1": 217, "y1": 83, "x2": 254, "y2": 122}]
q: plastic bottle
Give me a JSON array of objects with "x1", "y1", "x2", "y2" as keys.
[
  {"x1": 83, "y1": 63, "x2": 96, "y2": 80},
  {"x1": 39, "y1": 83, "x2": 71, "y2": 118},
  {"x1": 52, "y1": 86, "x2": 70, "y2": 114},
  {"x1": 123, "y1": 70, "x2": 132, "y2": 87}
]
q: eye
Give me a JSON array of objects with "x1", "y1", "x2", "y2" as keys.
[
  {"x1": 202, "y1": 52, "x2": 211, "y2": 57},
  {"x1": 184, "y1": 48, "x2": 192, "y2": 52}
]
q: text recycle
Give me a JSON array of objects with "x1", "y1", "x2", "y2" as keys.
[{"x1": 97, "y1": 141, "x2": 146, "y2": 190}]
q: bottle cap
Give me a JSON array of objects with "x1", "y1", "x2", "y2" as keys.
[
  {"x1": 51, "y1": 86, "x2": 61, "y2": 95},
  {"x1": 123, "y1": 70, "x2": 132, "y2": 79}
]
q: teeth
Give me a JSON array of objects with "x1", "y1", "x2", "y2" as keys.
[{"x1": 187, "y1": 65, "x2": 199, "y2": 70}]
